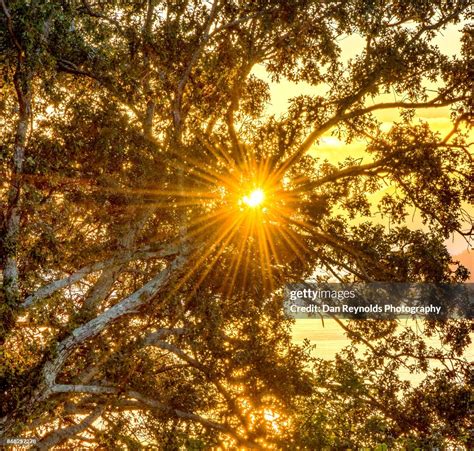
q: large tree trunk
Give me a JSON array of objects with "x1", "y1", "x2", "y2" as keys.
[{"x1": 0, "y1": 64, "x2": 31, "y2": 341}]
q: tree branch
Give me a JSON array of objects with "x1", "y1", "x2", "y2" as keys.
[
  {"x1": 36, "y1": 253, "x2": 188, "y2": 399},
  {"x1": 280, "y1": 94, "x2": 466, "y2": 176},
  {"x1": 22, "y1": 243, "x2": 178, "y2": 308},
  {"x1": 298, "y1": 159, "x2": 388, "y2": 191},
  {"x1": 173, "y1": 0, "x2": 219, "y2": 131},
  {"x1": 0, "y1": 0, "x2": 22, "y2": 54},
  {"x1": 49, "y1": 384, "x2": 255, "y2": 445},
  {"x1": 36, "y1": 405, "x2": 105, "y2": 450},
  {"x1": 441, "y1": 113, "x2": 470, "y2": 144}
]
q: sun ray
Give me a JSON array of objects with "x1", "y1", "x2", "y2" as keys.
[
  {"x1": 188, "y1": 215, "x2": 246, "y2": 296},
  {"x1": 273, "y1": 223, "x2": 310, "y2": 267},
  {"x1": 223, "y1": 234, "x2": 249, "y2": 298},
  {"x1": 186, "y1": 206, "x2": 236, "y2": 230},
  {"x1": 199, "y1": 137, "x2": 239, "y2": 171},
  {"x1": 170, "y1": 154, "x2": 242, "y2": 192},
  {"x1": 259, "y1": 220, "x2": 281, "y2": 286},
  {"x1": 257, "y1": 224, "x2": 274, "y2": 292},
  {"x1": 165, "y1": 212, "x2": 246, "y2": 300}
]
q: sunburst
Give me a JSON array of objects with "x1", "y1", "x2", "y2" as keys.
[{"x1": 151, "y1": 140, "x2": 316, "y2": 303}]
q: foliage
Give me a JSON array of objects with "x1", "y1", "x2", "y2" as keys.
[{"x1": 0, "y1": 0, "x2": 472, "y2": 448}]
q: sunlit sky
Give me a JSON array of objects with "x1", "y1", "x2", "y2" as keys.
[{"x1": 250, "y1": 23, "x2": 473, "y2": 364}]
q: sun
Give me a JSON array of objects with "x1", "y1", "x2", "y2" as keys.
[
  {"x1": 242, "y1": 188, "x2": 265, "y2": 208},
  {"x1": 155, "y1": 144, "x2": 308, "y2": 300}
]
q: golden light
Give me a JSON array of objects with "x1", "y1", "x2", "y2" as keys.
[
  {"x1": 242, "y1": 188, "x2": 265, "y2": 208},
  {"x1": 152, "y1": 144, "x2": 309, "y2": 301}
]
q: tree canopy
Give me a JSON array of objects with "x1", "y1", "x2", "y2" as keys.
[{"x1": 0, "y1": 0, "x2": 472, "y2": 448}]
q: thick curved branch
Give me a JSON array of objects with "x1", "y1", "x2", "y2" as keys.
[
  {"x1": 342, "y1": 95, "x2": 467, "y2": 122},
  {"x1": 173, "y1": 0, "x2": 219, "y2": 131},
  {"x1": 280, "y1": 94, "x2": 466, "y2": 175},
  {"x1": 1, "y1": 1, "x2": 34, "y2": 313},
  {"x1": 37, "y1": 253, "x2": 188, "y2": 397},
  {"x1": 441, "y1": 113, "x2": 470, "y2": 144},
  {"x1": 36, "y1": 405, "x2": 105, "y2": 450},
  {"x1": 22, "y1": 244, "x2": 178, "y2": 308},
  {"x1": 299, "y1": 159, "x2": 388, "y2": 191}
]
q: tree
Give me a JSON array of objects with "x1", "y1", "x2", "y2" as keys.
[{"x1": 1, "y1": 0, "x2": 472, "y2": 448}]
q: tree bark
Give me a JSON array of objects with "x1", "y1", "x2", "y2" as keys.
[{"x1": 0, "y1": 58, "x2": 32, "y2": 342}]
